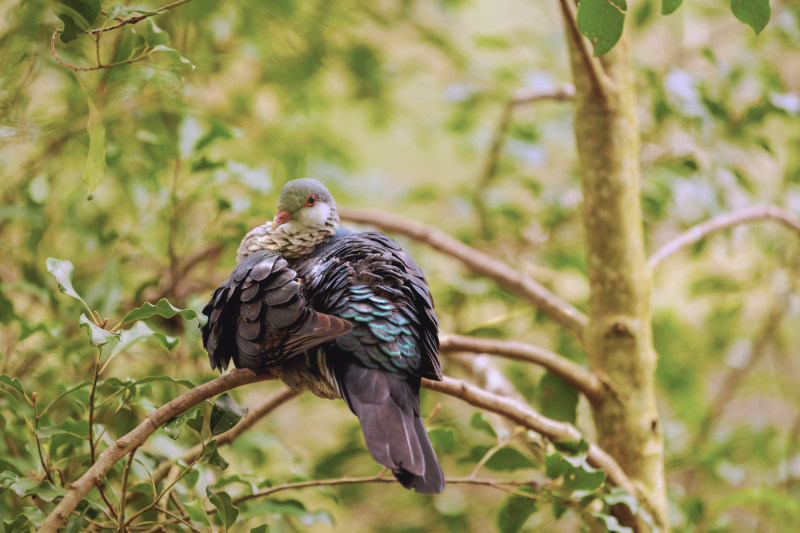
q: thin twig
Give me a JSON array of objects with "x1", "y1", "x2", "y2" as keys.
[
  {"x1": 124, "y1": 456, "x2": 200, "y2": 528},
  {"x1": 117, "y1": 448, "x2": 137, "y2": 532},
  {"x1": 37, "y1": 368, "x2": 276, "y2": 533},
  {"x1": 89, "y1": 0, "x2": 196, "y2": 35},
  {"x1": 338, "y1": 206, "x2": 588, "y2": 341},
  {"x1": 421, "y1": 375, "x2": 662, "y2": 527},
  {"x1": 88, "y1": 348, "x2": 119, "y2": 520},
  {"x1": 50, "y1": 29, "x2": 153, "y2": 72},
  {"x1": 439, "y1": 334, "x2": 606, "y2": 402},
  {"x1": 649, "y1": 204, "x2": 800, "y2": 269},
  {"x1": 230, "y1": 473, "x2": 540, "y2": 507},
  {"x1": 474, "y1": 84, "x2": 574, "y2": 236},
  {"x1": 558, "y1": 0, "x2": 610, "y2": 97},
  {"x1": 32, "y1": 395, "x2": 55, "y2": 484},
  {"x1": 149, "y1": 387, "x2": 298, "y2": 487}
]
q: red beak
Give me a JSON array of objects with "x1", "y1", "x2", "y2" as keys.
[{"x1": 271, "y1": 210, "x2": 292, "y2": 231}]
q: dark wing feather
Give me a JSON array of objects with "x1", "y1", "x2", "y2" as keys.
[
  {"x1": 202, "y1": 250, "x2": 352, "y2": 373},
  {"x1": 290, "y1": 230, "x2": 445, "y2": 493},
  {"x1": 297, "y1": 231, "x2": 442, "y2": 382}
]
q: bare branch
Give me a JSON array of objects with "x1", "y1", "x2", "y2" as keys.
[
  {"x1": 231, "y1": 473, "x2": 540, "y2": 507},
  {"x1": 91, "y1": 0, "x2": 195, "y2": 35},
  {"x1": 422, "y1": 375, "x2": 662, "y2": 527},
  {"x1": 50, "y1": 29, "x2": 152, "y2": 72},
  {"x1": 649, "y1": 204, "x2": 800, "y2": 269},
  {"x1": 37, "y1": 368, "x2": 276, "y2": 533},
  {"x1": 475, "y1": 84, "x2": 574, "y2": 236},
  {"x1": 338, "y1": 206, "x2": 588, "y2": 341},
  {"x1": 440, "y1": 334, "x2": 606, "y2": 402}
]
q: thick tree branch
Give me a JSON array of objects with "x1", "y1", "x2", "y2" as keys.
[
  {"x1": 439, "y1": 334, "x2": 606, "y2": 402},
  {"x1": 338, "y1": 206, "x2": 588, "y2": 341},
  {"x1": 649, "y1": 204, "x2": 800, "y2": 269},
  {"x1": 37, "y1": 369, "x2": 276, "y2": 533}
]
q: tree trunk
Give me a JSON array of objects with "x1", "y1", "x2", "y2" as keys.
[{"x1": 563, "y1": 17, "x2": 669, "y2": 531}]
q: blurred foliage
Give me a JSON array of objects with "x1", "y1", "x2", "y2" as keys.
[{"x1": 1, "y1": 0, "x2": 800, "y2": 531}]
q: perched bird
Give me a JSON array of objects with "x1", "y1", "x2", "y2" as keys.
[{"x1": 201, "y1": 178, "x2": 445, "y2": 493}]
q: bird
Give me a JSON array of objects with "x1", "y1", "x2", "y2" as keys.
[{"x1": 201, "y1": 178, "x2": 445, "y2": 493}]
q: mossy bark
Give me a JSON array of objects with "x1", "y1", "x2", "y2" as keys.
[{"x1": 564, "y1": 31, "x2": 669, "y2": 530}]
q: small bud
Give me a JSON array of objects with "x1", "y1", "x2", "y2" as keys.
[{"x1": 31, "y1": 391, "x2": 37, "y2": 406}]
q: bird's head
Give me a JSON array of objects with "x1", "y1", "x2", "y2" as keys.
[{"x1": 271, "y1": 178, "x2": 339, "y2": 234}]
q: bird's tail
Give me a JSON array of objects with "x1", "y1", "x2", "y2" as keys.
[{"x1": 338, "y1": 364, "x2": 445, "y2": 494}]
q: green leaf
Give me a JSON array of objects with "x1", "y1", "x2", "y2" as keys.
[
  {"x1": 79, "y1": 313, "x2": 118, "y2": 346},
  {"x1": 545, "y1": 453, "x2": 570, "y2": 479},
  {"x1": 186, "y1": 408, "x2": 205, "y2": 435},
  {"x1": 240, "y1": 499, "x2": 333, "y2": 526},
  {"x1": 207, "y1": 487, "x2": 239, "y2": 531},
  {"x1": 661, "y1": 0, "x2": 682, "y2": 15},
  {"x1": 210, "y1": 394, "x2": 248, "y2": 436},
  {"x1": 3, "y1": 507, "x2": 46, "y2": 532},
  {"x1": 53, "y1": 0, "x2": 101, "y2": 43},
  {"x1": 538, "y1": 372, "x2": 578, "y2": 424},
  {"x1": 563, "y1": 462, "x2": 605, "y2": 491},
  {"x1": 0, "y1": 293, "x2": 15, "y2": 324},
  {"x1": 103, "y1": 321, "x2": 179, "y2": 373},
  {"x1": 428, "y1": 427, "x2": 456, "y2": 454},
  {"x1": 250, "y1": 526, "x2": 269, "y2": 533},
  {"x1": 127, "y1": 482, "x2": 156, "y2": 497},
  {"x1": 0, "y1": 375, "x2": 25, "y2": 396},
  {"x1": 163, "y1": 411, "x2": 190, "y2": 440},
  {"x1": 150, "y1": 44, "x2": 195, "y2": 70},
  {"x1": 22, "y1": 481, "x2": 66, "y2": 502},
  {"x1": 590, "y1": 512, "x2": 634, "y2": 533},
  {"x1": 484, "y1": 447, "x2": 536, "y2": 472},
  {"x1": 730, "y1": 0, "x2": 771, "y2": 35},
  {"x1": 120, "y1": 298, "x2": 203, "y2": 325},
  {"x1": 185, "y1": 499, "x2": 212, "y2": 526},
  {"x1": 46, "y1": 258, "x2": 88, "y2": 308},
  {"x1": 470, "y1": 412, "x2": 497, "y2": 438},
  {"x1": 202, "y1": 440, "x2": 230, "y2": 470},
  {"x1": 80, "y1": 92, "x2": 107, "y2": 200},
  {"x1": 553, "y1": 438, "x2": 590, "y2": 455},
  {"x1": 576, "y1": 0, "x2": 627, "y2": 57},
  {"x1": 145, "y1": 19, "x2": 169, "y2": 47},
  {"x1": 497, "y1": 490, "x2": 537, "y2": 533},
  {"x1": 106, "y1": 4, "x2": 158, "y2": 20}
]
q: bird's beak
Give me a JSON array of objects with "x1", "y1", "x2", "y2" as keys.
[{"x1": 271, "y1": 210, "x2": 292, "y2": 231}]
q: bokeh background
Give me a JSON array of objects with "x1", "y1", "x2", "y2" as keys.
[{"x1": 1, "y1": 0, "x2": 800, "y2": 531}]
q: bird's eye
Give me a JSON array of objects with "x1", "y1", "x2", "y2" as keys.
[{"x1": 305, "y1": 194, "x2": 317, "y2": 207}]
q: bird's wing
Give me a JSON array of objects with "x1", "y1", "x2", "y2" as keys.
[
  {"x1": 300, "y1": 231, "x2": 442, "y2": 382},
  {"x1": 202, "y1": 250, "x2": 352, "y2": 373}
]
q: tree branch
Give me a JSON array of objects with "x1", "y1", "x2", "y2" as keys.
[
  {"x1": 558, "y1": 0, "x2": 611, "y2": 97},
  {"x1": 149, "y1": 387, "x2": 298, "y2": 487},
  {"x1": 422, "y1": 375, "x2": 661, "y2": 527},
  {"x1": 423, "y1": 376, "x2": 631, "y2": 491},
  {"x1": 475, "y1": 84, "x2": 574, "y2": 236},
  {"x1": 649, "y1": 204, "x2": 800, "y2": 269},
  {"x1": 231, "y1": 473, "x2": 540, "y2": 507},
  {"x1": 91, "y1": 0, "x2": 195, "y2": 35},
  {"x1": 37, "y1": 368, "x2": 276, "y2": 533},
  {"x1": 439, "y1": 334, "x2": 606, "y2": 402},
  {"x1": 50, "y1": 29, "x2": 153, "y2": 72},
  {"x1": 338, "y1": 206, "x2": 588, "y2": 341}
]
